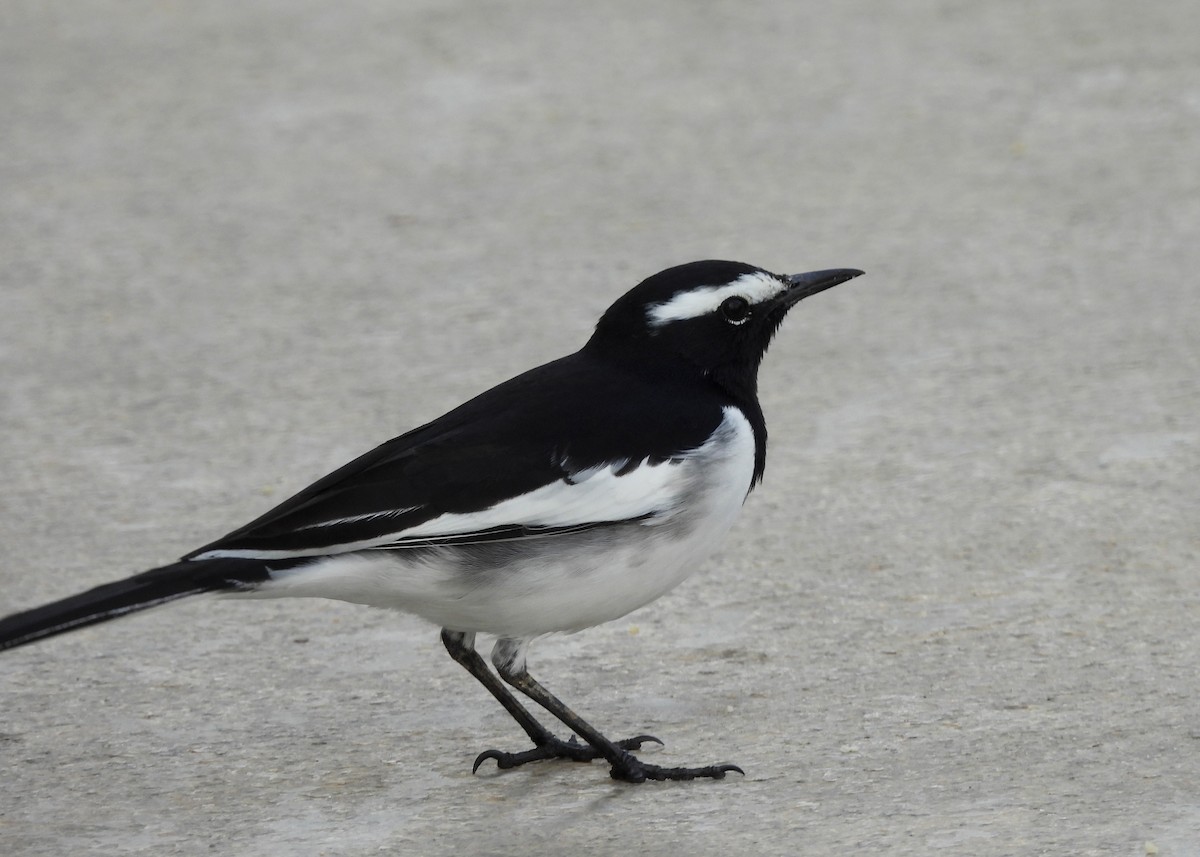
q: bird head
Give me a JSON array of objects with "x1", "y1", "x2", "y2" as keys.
[{"x1": 589, "y1": 260, "x2": 862, "y2": 397}]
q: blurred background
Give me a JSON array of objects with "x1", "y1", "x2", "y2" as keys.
[{"x1": 2, "y1": 2, "x2": 1198, "y2": 855}]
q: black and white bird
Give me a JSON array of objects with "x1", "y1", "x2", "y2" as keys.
[{"x1": 0, "y1": 260, "x2": 861, "y2": 783}]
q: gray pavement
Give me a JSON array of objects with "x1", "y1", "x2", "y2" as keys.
[{"x1": 2, "y1": 2, "x2": 1199, "y2": 855}]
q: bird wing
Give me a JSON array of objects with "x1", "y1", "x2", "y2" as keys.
[{"x1": 186, "y1": 353, "x2": 726, "y2": 561}]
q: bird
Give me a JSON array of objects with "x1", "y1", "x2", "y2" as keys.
[{"x1": 0, "y1": 260, "x2": 862, "y2": 783}]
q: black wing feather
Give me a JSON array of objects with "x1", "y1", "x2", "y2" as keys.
[{"x1": 187, "y1": 350, "x2": 729, "y2": 558}]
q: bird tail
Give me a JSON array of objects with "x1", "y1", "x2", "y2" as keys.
[{"x1": 0, "y1": 557, "x2": 284, "y2": 652}]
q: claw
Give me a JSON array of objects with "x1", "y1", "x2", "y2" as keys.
[
  {"x1": 472, "y1": 749, "x2": 504, "y2": 774},
  {"x1": 616, "y1": 734, "x2": 663, "y2": 750}
]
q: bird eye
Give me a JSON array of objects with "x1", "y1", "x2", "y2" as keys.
[{"x1": 719, "y1": 296, "x2": 751, "y2": 325}]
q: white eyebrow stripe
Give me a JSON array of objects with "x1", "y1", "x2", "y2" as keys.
[{"x1": 646, "y1": 271, "x2": 786, "y2": 326}]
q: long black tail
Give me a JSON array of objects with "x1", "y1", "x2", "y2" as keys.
[{"x1": 0, "y1": 558, "x2": 282, "y2": 652}]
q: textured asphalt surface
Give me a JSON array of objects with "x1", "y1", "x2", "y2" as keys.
[{"x1": 2, "y1": 2, "x2": 1199, "y2": 855}]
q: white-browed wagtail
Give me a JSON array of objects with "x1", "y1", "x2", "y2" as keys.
[{"x1": 0, "y1": 260, "x2": 862, "y2": 783}]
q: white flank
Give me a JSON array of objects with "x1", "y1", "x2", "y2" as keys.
[
  {"x1": 247, "y1": 407, "x2": 758, "y2": 637},
  {"x1": 647, "y1": 271, "x2": 785, "y2": 327}
]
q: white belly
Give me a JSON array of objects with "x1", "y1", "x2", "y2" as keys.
[{"x1": 254, "y1": 407, "x2": 757, "y2": 638}]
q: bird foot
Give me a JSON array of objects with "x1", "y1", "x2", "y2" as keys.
[
  {"x1": 472, "y1": 733, "x2": 661, "y2": 773},
  {"x1": 608, "y1": 755, "x2": 744, "y2": 783}
]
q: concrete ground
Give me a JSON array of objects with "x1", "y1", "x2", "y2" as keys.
[{"x1": 2, "y1": 2, "x2": 1198, "y2": 855}]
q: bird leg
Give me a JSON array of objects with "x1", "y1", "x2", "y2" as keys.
[
  {"x1": 441, "y1": 629, "x2": 659, "y2": 773},
  {"x1": 486, "y1": 637, "x2": 742, "y2": 783}
]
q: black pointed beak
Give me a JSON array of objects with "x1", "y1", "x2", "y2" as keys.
[{"x1": 782, "y1": 268, "x2": 864, "y2": 305}]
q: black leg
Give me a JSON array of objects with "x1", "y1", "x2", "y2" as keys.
[
  {"x1": 441, "y1": 629, "x2": 556, "y2": 747},
  {"x1": 490, "y1": 638, "x2": 742, "y2": 784},
  {"x1": 440, "y1": 629, "x2": 657, "y2": 773}
]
